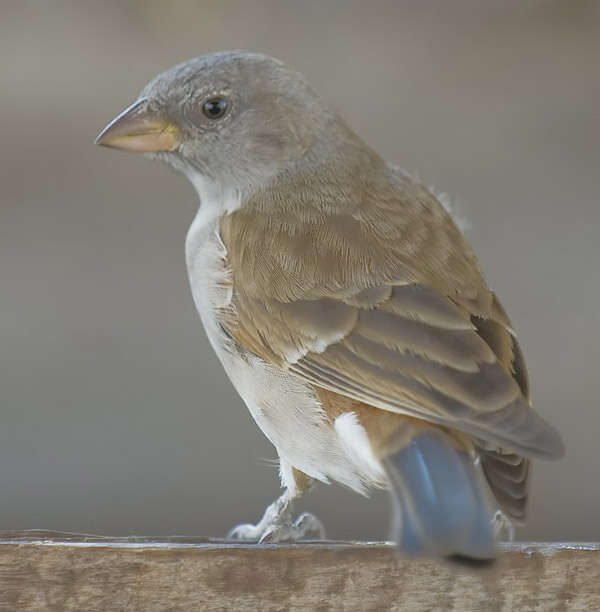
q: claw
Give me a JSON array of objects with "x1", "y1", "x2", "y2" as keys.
[{"x1": 258, "y1": 525, "x2": 280, "y2": 543}]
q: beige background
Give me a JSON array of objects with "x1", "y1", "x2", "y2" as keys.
[{"x1": 1, "y1": 0, "x2": 599, "y2": 541}]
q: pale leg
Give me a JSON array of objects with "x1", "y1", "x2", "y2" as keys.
[{"x1": 228, "y1": 459, "x2": 326, "y2": 542}]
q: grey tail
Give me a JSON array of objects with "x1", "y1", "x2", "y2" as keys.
[{"x1": 383, "y1": 429, "x2": 496, "y2": 565}]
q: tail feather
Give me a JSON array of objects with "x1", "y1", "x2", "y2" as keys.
[
  {"x1": 383, "y1": 430, "x2": 496, "y2": 563},
  {"x1": 478, "y1": 444, "x2": 529, "y2": 522}
]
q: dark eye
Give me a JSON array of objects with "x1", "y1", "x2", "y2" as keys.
[{"x1": 202, "y1": 97, "x2": 228, "y2": 119}]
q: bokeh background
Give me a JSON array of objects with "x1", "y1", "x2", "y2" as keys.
[{"x1": 2, "y1": 0, "x2": 599, "y2": 541}]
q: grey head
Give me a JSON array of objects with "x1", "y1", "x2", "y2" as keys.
[{"x1": 96, "y1": 51, "x2": 374, "y2": 201}]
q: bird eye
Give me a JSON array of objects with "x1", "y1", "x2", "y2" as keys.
[{"x1": 202, "y1": 97, "x2": 228, "y2": 119}]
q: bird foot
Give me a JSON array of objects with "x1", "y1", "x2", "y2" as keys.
[
  {"x1": 492, "y1": 510, "x2": 515, "y2": 541},
  {"x1": 228, "y1": 494, "x2": 325, "y2": 542},
  {"x1": 229, "y1": 511, "x2": 325, "y2": 542},
  {"x1": 261, "y1": 512, "x2": 326, "y2": 542}
]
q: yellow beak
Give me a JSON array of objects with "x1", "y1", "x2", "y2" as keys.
[{"x1": 95, "y1": 98, "x2": 180, "y2": 153}]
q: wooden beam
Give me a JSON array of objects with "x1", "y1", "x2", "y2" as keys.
[{"x1": 0, "y1": 531, "x2": 598, "y2": 611}]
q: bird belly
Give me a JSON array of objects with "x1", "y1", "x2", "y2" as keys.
[
  {"x1": 219, "y1": 346, "x2": 384, "y2": 494},
  {"x1": 185, "y1": 210, "x2": 385, "y2": 493}
]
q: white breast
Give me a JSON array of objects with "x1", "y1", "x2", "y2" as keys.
[{"x1": 184, "y1": 195, "x2": 386, "y2": 494}]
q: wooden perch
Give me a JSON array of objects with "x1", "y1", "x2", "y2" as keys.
[{"x1": 0, "y1": 531, "x2": 598, "y2": 611}]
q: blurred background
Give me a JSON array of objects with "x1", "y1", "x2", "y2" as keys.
[{"x1": 1, "y1": 0, "x2": 599, "y2": 541}]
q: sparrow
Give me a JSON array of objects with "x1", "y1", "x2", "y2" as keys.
[{"x1": 96, "y1": 50, "x2": 564, "y2": 564}]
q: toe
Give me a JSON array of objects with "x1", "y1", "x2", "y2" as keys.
[
  {"x1": 227, "y1": 523, "x2": 261, "y2": 541},
  {"x1": 294, "y1": 512, "x2": 326, "y2": 539}
]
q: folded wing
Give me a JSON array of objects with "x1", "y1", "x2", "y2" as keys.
[{"x1": 218, "y1": 175, "x2": 564, "y2": 480}]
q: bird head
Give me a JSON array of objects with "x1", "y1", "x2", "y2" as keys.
[{"x1": 95, "y1": 51, "x2": 361, "y2": 202}]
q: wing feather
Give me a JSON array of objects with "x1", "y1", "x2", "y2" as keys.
[{"x1": 219, "y1": 174, "x2": 564, "y2": 466}]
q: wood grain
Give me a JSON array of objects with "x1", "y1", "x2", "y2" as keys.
[{"x1": 0, "y1": 532, "x2": 597, "y2": 611}]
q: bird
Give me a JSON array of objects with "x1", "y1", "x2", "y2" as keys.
[{"x1": 95, "y1": 50, "x2": 564, "y2": 565}]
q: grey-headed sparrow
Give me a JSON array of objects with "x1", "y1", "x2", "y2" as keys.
[{"x1": 96, "y1": 51, "x2": 564, "y2": 564}]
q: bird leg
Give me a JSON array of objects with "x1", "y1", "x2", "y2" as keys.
[{"x1": 227, "y1": 462, "x2": 325, "y2": 543}]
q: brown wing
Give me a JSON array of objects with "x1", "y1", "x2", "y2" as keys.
[{"x1": 219, "y1": 172, "x2": 564, "y2": 471}]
